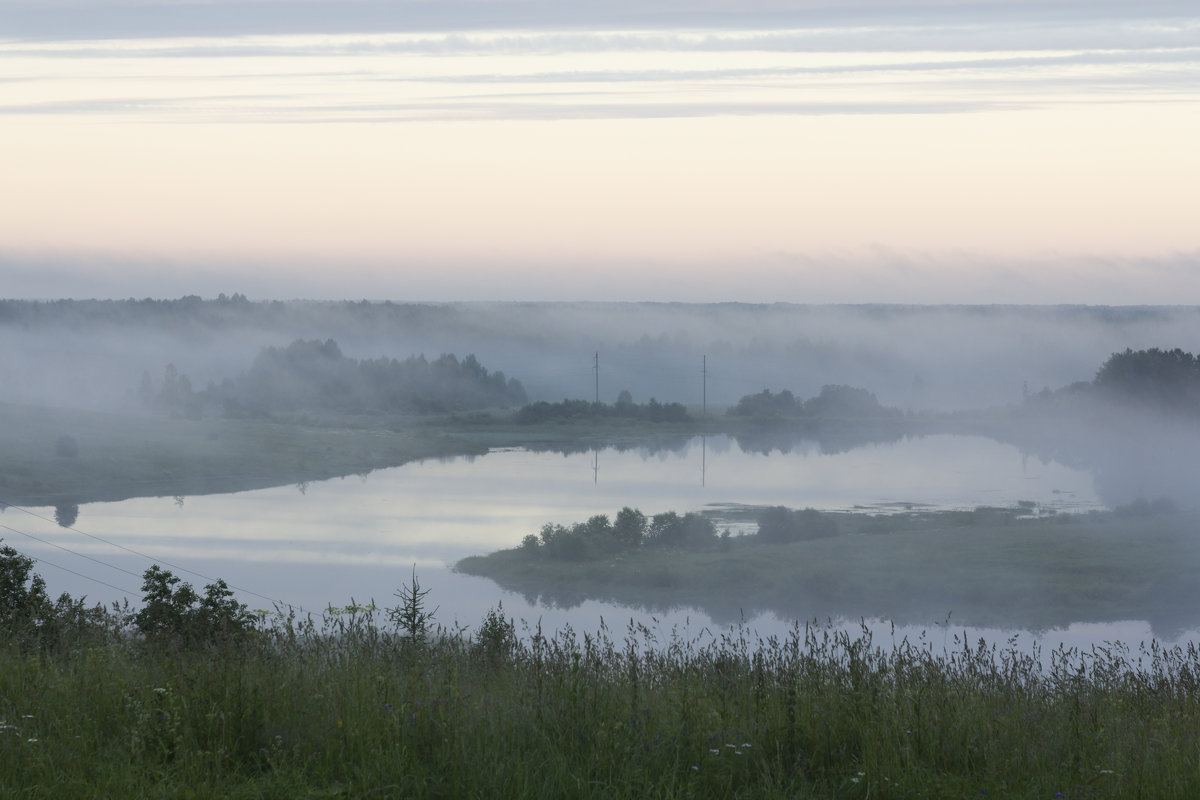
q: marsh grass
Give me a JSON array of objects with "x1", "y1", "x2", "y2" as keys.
[{"x1": 3, "y1": 601, "x2": 1200, "y2": 799}]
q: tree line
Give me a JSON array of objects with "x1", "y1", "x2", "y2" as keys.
[
  {"x1": 515, "y1": 390, "x2": 689, "y2": 424},
  {"x1": 140, "y1": 338, "x2": 528, "y2": 418},
  {"x1": 1025, "y1": 347, "x2": 1200, "y2": 417},
  {"x1": 727, "y1": 384, "x2": 900, "y2": 420},
  {"x1": 515, "y1": 504, "x2": 838, "y2": 562}
]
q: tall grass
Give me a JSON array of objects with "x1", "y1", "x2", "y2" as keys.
[{"x1": 3, "y1": 604, "x2": 1200, "y2": 798}]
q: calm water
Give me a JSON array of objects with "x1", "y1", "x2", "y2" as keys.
[{"x1": 12, "y1": 433, "x2": 1190, "y2": 651}]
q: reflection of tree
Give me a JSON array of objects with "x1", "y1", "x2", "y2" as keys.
[
  {"x1": 520, "y1": 437, "x2": 694, "y2": 458},
  {"x1": 54, "y1": 504, "x2": 79, "y2": 528},
  {"x1": 733, "y1": 423, "x2": 906, "y2": 456},
  {"x1": 987, "y1": 407, "x2": 1200, "y2": 511}
]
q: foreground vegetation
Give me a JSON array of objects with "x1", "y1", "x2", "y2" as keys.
[{"x1": 5, "y1": 551, "x2": 1200, "y2": 798}]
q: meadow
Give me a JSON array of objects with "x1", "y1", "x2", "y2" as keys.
[{"x1": 4, "y1": 576, "x2": 1200, "y2": 800}]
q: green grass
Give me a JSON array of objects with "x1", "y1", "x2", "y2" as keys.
[{"x1": 4, "y1": 603, "x2": 1200, "y2": 799}]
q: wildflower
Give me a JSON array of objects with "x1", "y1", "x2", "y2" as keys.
[
  {"x1": 27, "y1": 738, "x2": 38, "y2": 743},
  {"x1": 337, "y1": 719, "x2": 344, "y2": 729},
  {"x1": 691, "y1": 765, "x2": 699, "y2": 771},
  {"x1": 709, "y1": 748, "x2": 720, "y2": 755}
]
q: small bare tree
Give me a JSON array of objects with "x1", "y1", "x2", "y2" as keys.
[{"x1": 388, "y1": 565, "x2": 438, "y2": 642}]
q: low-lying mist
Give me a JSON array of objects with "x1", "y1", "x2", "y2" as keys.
[{"x1": 4, "y1": 299, "x2": 1198, "y2": 415}]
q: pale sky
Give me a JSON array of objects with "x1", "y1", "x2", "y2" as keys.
[{"x1": 1, "y1": 0, "x2": 1198, "y2": 302}]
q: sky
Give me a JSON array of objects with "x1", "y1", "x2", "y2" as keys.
[{"x1": 1, "y1": 0, "x2": 1198, "y2": 303}]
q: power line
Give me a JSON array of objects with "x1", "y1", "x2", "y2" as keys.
[
  {"x1": 0, "y1": 521, "x2": 146, "y2": 583},
  {"x1": 16, "y1": 546, "x2": 141, "y2": 600},
  {"x1": 0, "y1": 497, "x2": 296, "y2": 611}
]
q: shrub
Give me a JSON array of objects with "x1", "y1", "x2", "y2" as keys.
[
  {"x1": 473, "y1": 602, "x2": 517, "y2": 663},
  {"x1": 756, "y1": 506, "x2": 838, "y2": 543},
  {"x1": 134, "y1": 565, "x2": 254, "y2": 643},
  {"x1": 647, "y1": 511, "x2": 717, "y2": 549}
]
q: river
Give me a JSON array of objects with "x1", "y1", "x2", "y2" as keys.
[{"x1": 10, "y1": 432, "x2": 1195, "y2": 653}]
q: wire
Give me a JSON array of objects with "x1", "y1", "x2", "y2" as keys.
[
  {"x1": 0, "y1": 521, "x2": 145, "y2": 582},
  {"x1": 24, "y1": 550, "x2": 141, "y2": 600},
  {"x1": 0, "y1": 498, "x2": 299, "y2": 612}
]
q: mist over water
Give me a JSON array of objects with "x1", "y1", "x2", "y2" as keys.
[
  {"x1": 5, "y1": 301, "x2": 1200, "y2": 412},
  {"x1": 9, "y1": 433, "x2": 1132, "y2": 642},
  {"x1": 5, "y1": 299, "x2": 1200, "y2": 653}
]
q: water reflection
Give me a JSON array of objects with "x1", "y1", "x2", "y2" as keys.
[{"x1": 21, "y1": 431, "x2": 1189, "y2": 650}]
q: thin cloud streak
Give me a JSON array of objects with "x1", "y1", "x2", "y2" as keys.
[
  {"x1": 4, "y1": 248, "x2": 1199, "y2": 305},
  {"x1": 5, "y1": 21, "x2": 1198, "y2": 58},
  {"x1": 2, "y1": 4, "x2": 1198, "y2": 304}
]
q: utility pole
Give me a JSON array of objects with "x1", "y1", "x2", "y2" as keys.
[{"x1": 593, "y1": 351, "x2": 599, "y2": 404}]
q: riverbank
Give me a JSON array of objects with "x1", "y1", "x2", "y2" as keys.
[
  {"x1": 0, "y1": 400, "x2": 933, "y2": 507},
  {"x1": 0, "y1": 402, "x2": 489, "y2": 507}
]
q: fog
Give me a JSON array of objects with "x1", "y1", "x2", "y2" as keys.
[
  {"x1": 8, "y1": 296, "x2": 1200, "y2": 644},
  {"x1": 3, "y1": 299, "x2": 1199, "y2": 414}
]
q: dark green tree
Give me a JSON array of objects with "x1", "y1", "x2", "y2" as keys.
[
  {"x1": 134, "y1": 565, "x2": 253, "y2": 642},
  {"x1": 1093, "y1": 348, "x2": 1200, "y2": 412},
  {"x1": 0, "y1": 542, "x2": 51, "y2": 638},
  {"x1": 613, "y1": 506, "x2": 647, "y2": 547},
  {"x1": 756, "y1": 506, "x2": 838, "y2": 543}
]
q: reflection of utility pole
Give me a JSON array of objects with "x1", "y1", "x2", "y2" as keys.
[
  {"x1": 592, "y1": 448, "x2": 599, "y2": 484},
  {"x1": 593, "y1": 352, "x2": 599, "y2": 404},
  {"x1": 702, "y1": 355, "x2": 707, "y2": 418}
]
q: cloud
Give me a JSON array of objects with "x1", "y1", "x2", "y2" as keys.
[
  {"x1": 3, "y1": 22, "x2": 1195, "y2": 124},
  {"x1": 5, "y1": 246, "x2": 1198, "y2": 305},
  {"x1": 1, "y1": 0, "x2": 1197, "y2": 43}
]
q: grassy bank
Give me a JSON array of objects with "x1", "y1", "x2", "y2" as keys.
[
  {"x1": 0, "y1": 398, "x2": 938, "y2": 508},
  {"x1": 458, "y1": 506, "x2": 1200, "y2": 634},
  {"x1": 4, "y1": 601, "x2": 1200, "y2": 799},
  {"x1": 0, "y1": 402, "x2": 488, "y2": 507}
]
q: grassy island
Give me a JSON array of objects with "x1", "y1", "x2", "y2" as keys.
[{"x1": 457, "y1": 502, "x2": 1200, "y2": 634}]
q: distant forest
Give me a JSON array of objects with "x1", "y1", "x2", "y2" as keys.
[
  {"x1": 1025, "y1": 347, "x2": 1200, "y2": 417},
  {"x1": 515, "y1": 391, "x2": 690, "y2": 424},
  {"x1": 727, "y1": 384, "x2": 901, "y2": 420},
  {"x1": 144, "y1": 338, "x2": 528, "y2": 418},
  {"x1": 8, "y1": 296, "x2": 1200, "y2": 415}
]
